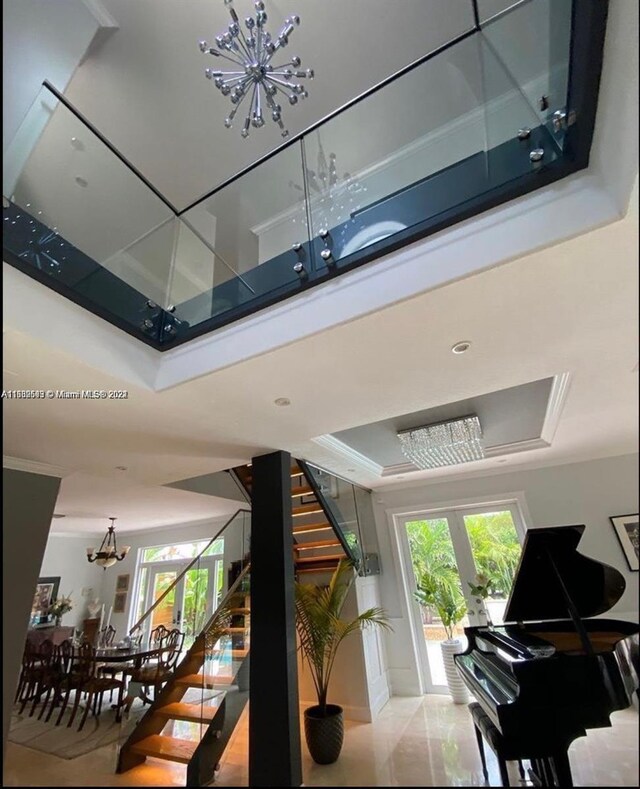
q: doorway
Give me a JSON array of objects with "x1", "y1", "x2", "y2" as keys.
[
  {"x1": 132, "y1": 538, "x2": 225, "y2": 648},
  {"x1": 397, "y1": 503, "x2": 525, "y2": 693}
]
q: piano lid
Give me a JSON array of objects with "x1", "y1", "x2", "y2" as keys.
[{"x1": 504, "y1": 525, "x2": 626, "y2": 623}]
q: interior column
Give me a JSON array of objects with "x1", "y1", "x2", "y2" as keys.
[{"x1": 248, "y1": 450, "x2": 302, "y2": 787}]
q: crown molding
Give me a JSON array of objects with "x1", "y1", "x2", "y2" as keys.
[
  {"x1": 3, "y1": 455, "x2": 68, "y2": 478},
  {"x1": 81, "y1": 0, "x2": 119, "y2": 29},
  {"x1": 540, "y1": 372, "x2": 572, "y2": 444},
  {"x1": 311, "y1": 434, "x2": 383, "y2": 477}
]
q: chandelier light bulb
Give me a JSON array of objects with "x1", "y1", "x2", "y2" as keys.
[{"x1": 199, "y1": 1, "x2": 313, "y2": 138}]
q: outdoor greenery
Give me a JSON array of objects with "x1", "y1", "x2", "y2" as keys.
[
  {"x1": 407, "y1": 513, "x2": 521, "y2": 627},
  {"x1": 295, "y1": 558, "x2": 392, "y2": 715},
  {"x1": 414, "y1": 573, "x2": 466, "y2": 641}
]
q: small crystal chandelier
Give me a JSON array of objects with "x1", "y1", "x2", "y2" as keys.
[
  {"x1": 398, "y1": 415, "x2": 485, "y2": 470},
  {"x1": 86, "y1": 518, "x2": 130, "y2": 569},
  {"x1": 199, "y1": 0, "x2": 313, "y2": 139}
]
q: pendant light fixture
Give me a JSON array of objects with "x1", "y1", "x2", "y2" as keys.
[{"x1": 86, "y1": 517, "x2": 130, "y2": 569}]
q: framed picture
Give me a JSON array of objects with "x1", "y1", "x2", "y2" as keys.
[
  {"x1": 113, "y1": 591, "x2": 127, "y2": 613},
  {"x1": 116, "y1": 573, "x2": 130, "y2": 592},
  {"x1": 610, "y1": 514, "x2": 639, "y2": 572},
  {"x1": 31, "y1": 576, "x2": 60, "y2": 620}
]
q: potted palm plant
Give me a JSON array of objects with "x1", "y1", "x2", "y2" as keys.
[
  {"x1": 295, "y1": 558, "x2": 391, "y2": 764},
  {"x1": 414, "y1": 572, "x2": 468, "y2": 703}
]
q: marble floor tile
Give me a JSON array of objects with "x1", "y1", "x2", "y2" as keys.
[{"x1": 4, "y1": 695, "x2": 638, "y2": 786}]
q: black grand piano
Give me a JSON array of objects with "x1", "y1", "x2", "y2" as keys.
[{"x1": 455, "y1": 524, "x2": 639, "y2": 786}]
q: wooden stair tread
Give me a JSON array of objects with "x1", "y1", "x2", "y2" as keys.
[
  {"x1": 130, "y1": 734, "x2": 198, "y2": 764},
  {"x1": 156, "y1": 701, "x2": 221, "y2": 723},
  {"x1": 293, "y1": 502, "x2": 325, "y2": 516},
  {"x1": 292, "y1": 523, "x2": 332, "y2": 536},
  {"x1": 293, "y1": 539, "x2": 342, "y2": 550},
  {"x1": 176, "y1": 673, "x2": 233, "y2": 688},
  {"x1": 223, "y1": 626, "x2": 248, "y2": 634},
  {"x1": 210, "y1": 648, "x2": 249, "y2": 659},
  {"x1": 296, "y1": 564, "x2": 340, "y2": 574},
  {"x1": 291, "y1": 485, "x2": 313, "y2": 497},
  {"x1": 228, "y1": 607, "x2": 250, "y2": 614},
  {"x1": 295, "y1": 553, "x2": 345, "y2": 564}
]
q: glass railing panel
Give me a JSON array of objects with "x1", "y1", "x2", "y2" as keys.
[
  {"x1": 117, "y1": 510, "x2": 250, "y2": 780},
  {"x1": 480, "y1": 0, "x2": 573, "y2": 152},
  {"x1": 303, "y1": 463, "x2": 364, "y2": 570},
  {"x1": 176, "y1": 140, "x2": 312, "y2": 328},
  {"x1": 352, "y1": 485, "x2": 380, "y2": 572},
  {"x1": 3, "y1": 85, "x2": 175, "y2": 339}
]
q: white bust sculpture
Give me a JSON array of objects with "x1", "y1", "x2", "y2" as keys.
[{"x1": 87, "y1": 597, "x2": 101, "y2": 618}]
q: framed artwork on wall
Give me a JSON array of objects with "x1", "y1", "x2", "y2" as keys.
[
  {"x1": 610, "y1": 514, "x2": 639, "y2": 572},
  {"x1": 113, "y1": 591, "x2": 127, "y2": 613},
  {"x1": 31, "y1": 576, "x2": 60, "y2": 622},
  {"x1": 116, "y1": 573, "x2": 130, "y2": 592}
]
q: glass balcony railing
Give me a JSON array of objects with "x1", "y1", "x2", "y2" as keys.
[{"x1": 3, "y1": 0, "x2": 604, "y2": 350}]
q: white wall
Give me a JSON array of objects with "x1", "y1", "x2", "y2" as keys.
[
  {"x1": 38, "y1": 534, "x2": 106, "y2": 630},
  {"x1": 40, "y1": 512, "x2": 242, "y2": 639},
  {"x1": 3, "y1": 0, "x2": 105, "y2": 193},
  {"x1": 372, "y1": 453, "x2": 640, "y2": 696}
]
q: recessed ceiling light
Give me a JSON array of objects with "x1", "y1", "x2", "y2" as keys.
[
  {"x1": 451, "y1": 341, "x2": 472, "y2": 354},
  {"x1": 347, "y1": 468, "x2": 356, "y2": 473},
  {"x1": 115, "y1": 466, "x2": 128, "y2": 471},
  {"x1": 274, "y1": 397, "x2": 291, "y2": 407},
  {"x1": 74, "y1": 176, "x2": 88, "y2": 187},
  {"x1": 396, "y1": 476, "x2": 405, "y2": 480},
  {"x1": 52, "y1": 513, "x2": 66, "y2": 519},
  {"x1": 496, "y1": 458, "x2": 508, "y2": 463}
]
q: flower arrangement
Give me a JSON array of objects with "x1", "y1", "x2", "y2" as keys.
[{"x1": 48, "y1": 593, "x2": 73, "y2": 620}]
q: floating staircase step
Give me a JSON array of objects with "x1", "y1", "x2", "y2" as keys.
[
  {"x1": 210, "y1": 647, "x2": 249, "y2": 659},
  {"x1": 293, "y1": 522, "x2": 332, "y2": 534},
  {"x1": 156, "y1": 700, "x2": 221, "y2": 723},
  {"x1": 223, "y1": 626, "x2": 248, "y2": 634},
  {"x1": 295, "y1": 554, "x2": 345, "y2": 565},
  {"x1": 228, "y1": 607, "x2": 250, "y2": 614},
  {"x1": 129, "y1": 734, "x2": 198, "y2": 764},
  {"x1": 296, "y1": 564, "x2": 341, "y2": 574},
  {"x1": 291, "y1": 485, "x2": 313, "y2": 498},
  {"x1": 293, "y1": 539, "x2": 342, "y2": 550},
  {"x1": 293, "y1": 502, "x2": 325, "y2": 516},
  {"x1": 290, "y1": 465, "x2": 302, "y2": 476},
  {"x1": 176, "y1": 673, "x2": 234, "y2": 688}
]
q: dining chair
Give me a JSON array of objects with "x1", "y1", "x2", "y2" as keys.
[
  {"x1": 55, "y1": 643, "x2": 125, "y2": 730},
  {"x1": 98, "y1": 625, "x2": 117, "y2": 648},
  {"x1": 43, "y1": 640, "x2": 74, "y2": 723},
  {"x1": 125, "y1": 628, "x2": 185, "y2": 704},
  {"x1": 19, "y1": 640, "x2": 55, "y2": 717}
]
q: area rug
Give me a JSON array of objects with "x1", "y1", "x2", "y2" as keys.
[{"x1": 8, "y1": 698, "x2": 146, "y2": 760}]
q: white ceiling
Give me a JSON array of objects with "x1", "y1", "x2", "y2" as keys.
[
  {"x1": 47, "y1": 471, "x2": 241, "y2": 534},
  {"x1": 61, "y1": 0, "x2": 476, "y2": 208},
  {"x1": 2, "y1": 0, "x2": 638, "y2": 534},
  {"x1": 3, "y1": 201, "x2": 638, "y2": 498}
]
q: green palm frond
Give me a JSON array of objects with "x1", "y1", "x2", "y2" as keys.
[{"x1": 295, "y1": 558, "x2": 392, "y2": 714}]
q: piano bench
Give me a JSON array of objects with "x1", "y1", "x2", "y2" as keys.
[{"x1": 468, "y1": 702, "x2": 528, "y2": 787}]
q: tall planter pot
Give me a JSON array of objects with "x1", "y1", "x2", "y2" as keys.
[
  {"x1": 440, "y1": 639, "x2": 469, "y2": 704},
  {"x1": 304, "y1": 704, "x2": 344, "y2": 764}
]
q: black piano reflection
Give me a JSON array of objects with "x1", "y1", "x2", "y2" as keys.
[{"x1": 455, "y1": 524, "x2": 639, "y2": 786}]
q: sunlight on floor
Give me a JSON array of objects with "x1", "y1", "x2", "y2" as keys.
[{"x1": 4, "y1": 696, "x2": 638, "y2": 787}]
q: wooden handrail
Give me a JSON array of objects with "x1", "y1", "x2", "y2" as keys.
[{"x1": 128, "y1": 508, "x2": 251, "y2": 636}]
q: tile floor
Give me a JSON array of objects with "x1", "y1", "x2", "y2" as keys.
[{"x1": 4, "y1": 695, "x2": 638, "y2": 787}]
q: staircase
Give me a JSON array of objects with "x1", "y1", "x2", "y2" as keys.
[
  {"x1": 234, "y1": 459, "x2": 349, "y2": 576},
  {"x1": 117, "y1": 568, "x2": 251, "y2": 787}
]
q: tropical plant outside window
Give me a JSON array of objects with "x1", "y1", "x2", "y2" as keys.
[{"x1": 141, "y1": 538, "x2": 224, "y2": 562}]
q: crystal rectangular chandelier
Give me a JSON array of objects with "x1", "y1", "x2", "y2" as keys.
[{"x1": 397, "y1": 415, "x2": 485, "y2": 469}]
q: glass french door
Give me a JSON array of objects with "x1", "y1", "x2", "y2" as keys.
[
  {"x1": 399, "y1": 503, "x2": 524, "y2": 693},
  {"x1": 145, "y1": 557, "x2": 223, "y2": 648}
]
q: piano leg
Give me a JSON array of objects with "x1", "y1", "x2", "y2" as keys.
[
  {"x1": 473, "y1": 722, "x2": 489, "y2": 780},
  {"x1": 551, "y1": 751, "x2": 573, "y2": 787}
]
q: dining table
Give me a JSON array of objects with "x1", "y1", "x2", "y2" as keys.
[{"x1": 94, "y1": 643, "x2": 166, "y2": 710}]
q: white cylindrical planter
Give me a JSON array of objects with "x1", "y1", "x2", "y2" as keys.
[{"x1": 441, "y1": 639, "x2": 469, "y2": 704}]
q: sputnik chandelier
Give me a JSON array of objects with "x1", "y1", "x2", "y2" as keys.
[{"x1": 199, "y1": 0, "x2": 313, "y2": 139}]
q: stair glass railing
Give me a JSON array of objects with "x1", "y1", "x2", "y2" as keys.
[
  {"x1": 116, "y1": 509, "x2": 251, "y2": 785},
  {"x1": 298, "y1": 460, "x2": 375, "y2": 574},
  {"x1": 4, "y1": 0, "x2": 591, "y2": 351}
]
